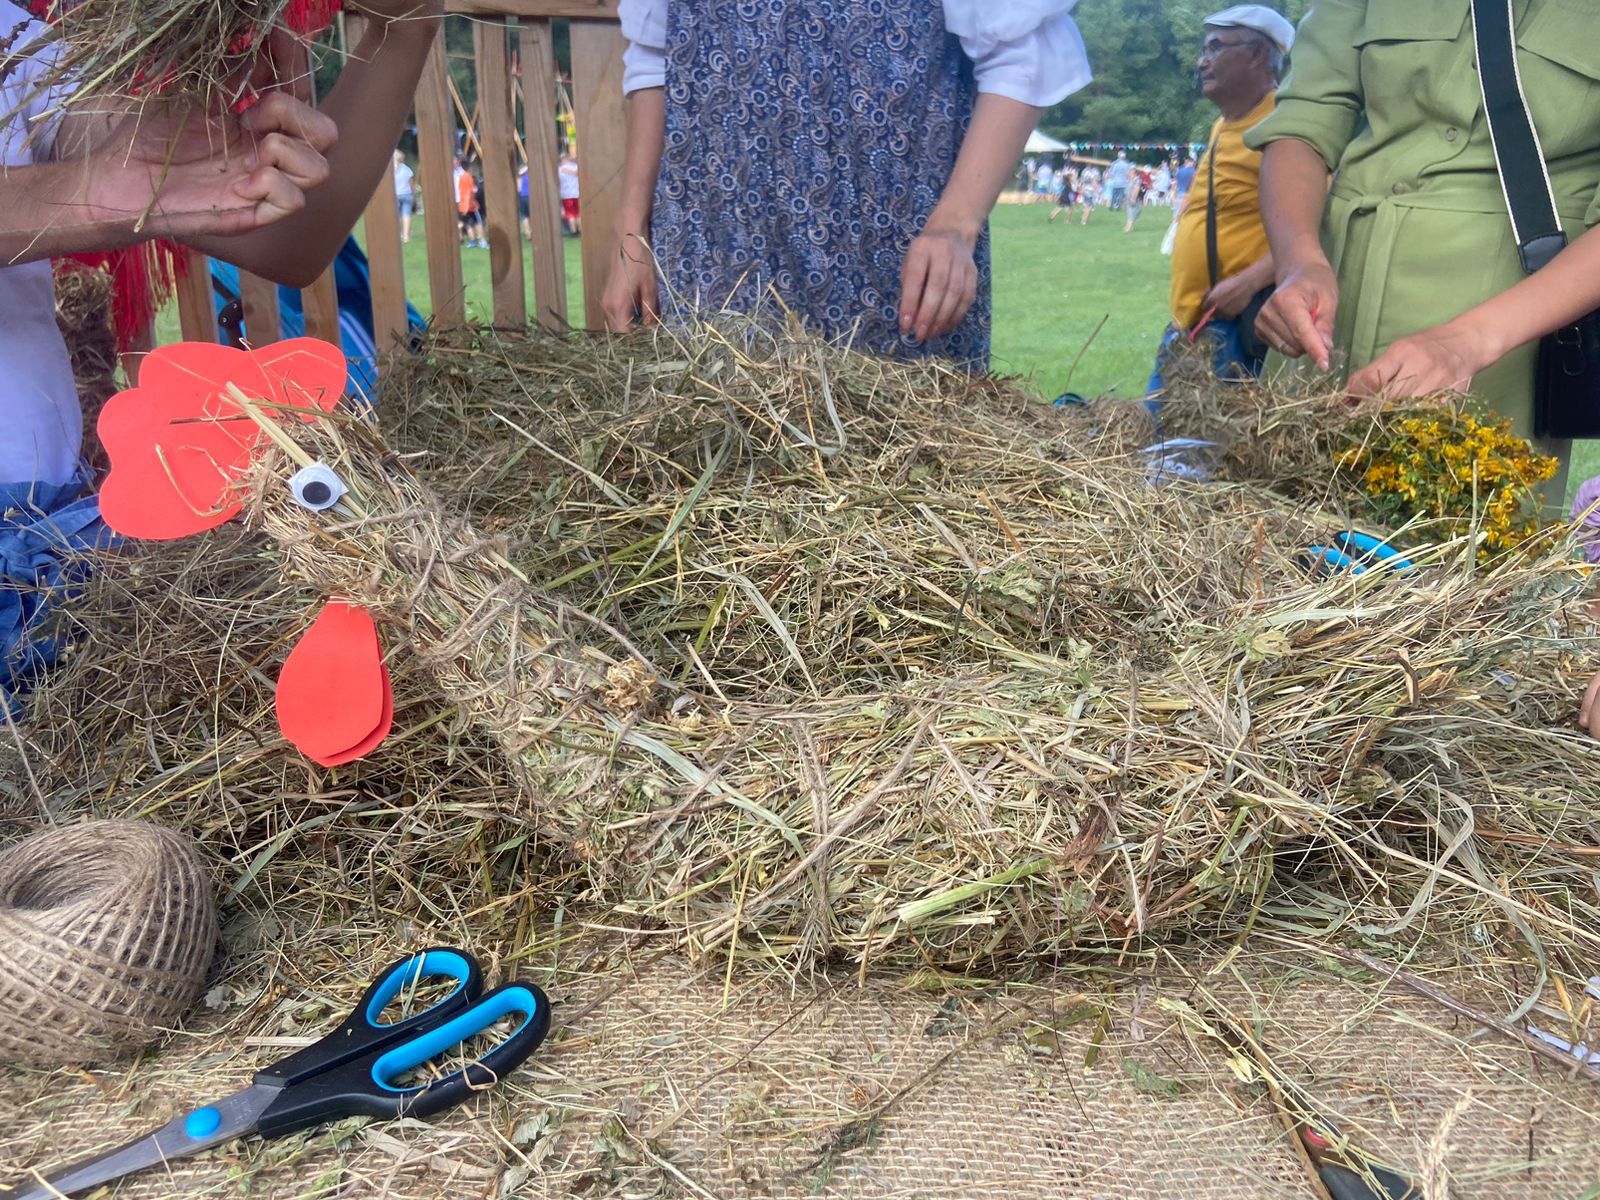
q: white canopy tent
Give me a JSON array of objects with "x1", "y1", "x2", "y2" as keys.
[{"x1": 1023, "y1": 129, "x2": 1070, "y2": 154}]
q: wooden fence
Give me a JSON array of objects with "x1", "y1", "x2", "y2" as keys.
[{"x1": 170, "y1": 0, "x2": 624, "y2": 350}]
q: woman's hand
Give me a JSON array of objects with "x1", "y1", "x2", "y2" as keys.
[
  {"x1": 602, "y1": 230, "x2": 660, "y2": 332},
  {"x1": 1255, "y1": 256, "x2": 1339, "y2": 369},
  {"x1": 899, "y1": 221, "x2": 978, "y2": 343},
  {"x1": 1347, "y1": 321, "x2": 1489, "y2": 399}
]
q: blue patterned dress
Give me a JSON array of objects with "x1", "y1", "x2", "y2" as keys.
[{"x1": 651, "y1": 0, "x2": 990, "y2": 368}]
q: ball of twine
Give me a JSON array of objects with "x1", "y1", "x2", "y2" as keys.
[{"x1": 0, "y1": 820, "x2": 218, "y2": 1068}]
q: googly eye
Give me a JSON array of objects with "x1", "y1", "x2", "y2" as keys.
[{"x1": 288, "y1": 463, "x2": 347, "y2": 512}]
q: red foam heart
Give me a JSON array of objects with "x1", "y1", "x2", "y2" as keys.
[
  {"x1": 276, "y1": 602, "x2": 394, "y2": 766},
  {"x1": 99, "y1": 339, "x2": 347, "y2": 540}
]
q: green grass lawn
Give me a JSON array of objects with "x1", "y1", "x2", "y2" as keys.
[
  {"x1": 399, "y1": 212, "x2": 587, "y2": 325},
  {"x1": 398, "y1": 201, "x2": 1176, "y2": 401},
  {"x1": 990, "y1": 198, "x2": 1173, "y2": 399},
  {"x1": 159, "y1": 200, "x2": 1598, "y2": 489}
]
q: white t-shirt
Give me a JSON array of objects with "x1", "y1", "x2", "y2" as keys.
[
  {"x1": 1, "y1": 0, "x2": 81, "y2": 487},
  {"x1": 557, "y1": 160, "x2": 579, "y2": 200},
  {"x1": 393, "y1": 159, "x2": 414, "y2": 199}
]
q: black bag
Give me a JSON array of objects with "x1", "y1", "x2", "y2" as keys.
[
  {"x1": 1474, "y1": 0, "x2": 1600, "y2": 438},
  {"x1": 1205, "y1": 130, "x2": 1274, "y2": 364}
]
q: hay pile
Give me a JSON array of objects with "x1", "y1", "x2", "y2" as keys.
[
  {"x1": 16, "y1": 322, "x2": 1600, "y2": 986},
  {"x1": 3, "y1": 0, "x2": 335, "y2": 116}
]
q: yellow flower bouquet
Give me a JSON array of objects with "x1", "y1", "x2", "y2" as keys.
[{"x1": 1336, "y1": 409, "x2": 1559, "y2": 557}]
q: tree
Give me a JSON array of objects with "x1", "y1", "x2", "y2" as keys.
[{"x1": 1040, "y1": 0, "x2": 1311, "y2": 147}]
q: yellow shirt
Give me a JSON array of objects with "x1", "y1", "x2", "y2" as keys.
[{"x1": 1169, "y1": 92, "x2": 1275, "y2": 330}]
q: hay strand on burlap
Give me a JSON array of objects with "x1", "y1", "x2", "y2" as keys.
[{"x1": 0, "y1": 820, "x2": 218, "y2": 1067}]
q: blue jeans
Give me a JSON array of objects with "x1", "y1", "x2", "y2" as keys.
[
  {"x1": 1, "y1": 470, "x2": 109, "y2": 717},
  {"x1": 1145, "y1": 316, "x2": 1265, "y2": 409}
]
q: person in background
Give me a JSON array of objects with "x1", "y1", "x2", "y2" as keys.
[
  {"x1": 557, "y1": 153, "x2": 581, "y2": 236},
  {"x1": 1048, "y1": 165, "x2": 1079, "y2": 223},
  {"x1": 604, "y1": 1, "x2": 1092, "y2": 368},
  {"x1": 1151, "y1": 160, "x2": 1172, "y2": 207},
  {"x1": 453, "y1": 155, "x2": 484, "y2": 248},
  {"x1": 1034, "y1": 159, "x2": 1055, "y2": 203},
  {"x1": 1144, "y1": 4, "x2": 1293, "y2": 397},
  {"x1": 393, "y1": 149, "x2": 415, "y2": 243},
  {"x1": 1250, "y1": 0, "x2": 1600, "y2": 509},
  {"x1": 516, "y1": 162, "x2": 530, "y2": 240},
  {"x1": 1105, "y1": 150, "x2": 1131, "y2": 210},
  {"x1": 1078, "y1": 163, "x2": 1100, "y2": 225},
  {"x1": 1174, "y1": 154, "x2": 1197, "y2": 212},
  {"x1": 1123, "y1": 166, "x2": 1148, "y2": 233}
]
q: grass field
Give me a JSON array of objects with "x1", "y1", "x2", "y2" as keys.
[
  {"x1": 160, "y1": 199, "x2": 1597, "y2": 488},
  {"x1": 383, "y1": 200, "x2": 1175, "y2": 401}
]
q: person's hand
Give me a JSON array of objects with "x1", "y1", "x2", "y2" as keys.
[
  {"x1": 1201, "y1": 271, "x2": 1263, "y2": 321},
  {"x1": 1347, "y1": 322, "x2": 1484, "y2": 400},
  {"x1": 87, "y1": 91, "x2": 337, "y2": 242},
  {"x1": 1255, "y1": 257, "x2": 1339, "y2": 369},
  {"x1": 1580, "y1": 668, "x2": 1600, "y2": 738},
  {"x1": 899, "y1": 221, "x2": 978, "y2": 343},
  {"x1": 603, "y1": 230, "x2": 660, "y2": 332}
]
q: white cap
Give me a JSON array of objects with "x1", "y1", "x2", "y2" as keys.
[{"x1": 1203, "y1": 5, "x2": 1295, "y2": 54}]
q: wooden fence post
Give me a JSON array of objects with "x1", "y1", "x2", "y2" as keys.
[
  {"x1": 416, "y1": 25, "x2": 468, "y2": 325},
  {"x1": 475, "y1": 16, "x2": 527, "y2": 324},
  {"x1": 569, "y1": 18, "x2": 628, "y2": 329},
  {"x1": 519, "y1": 17, "x2": 569, "y2": 330}
]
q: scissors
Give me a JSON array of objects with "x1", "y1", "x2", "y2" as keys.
[
  {"x1": 1300, "y1": 531, "x2": 1415, "y2": 577},
  {"x1": 1, "y1": 947, "x2": 550, "y2": 1200}
]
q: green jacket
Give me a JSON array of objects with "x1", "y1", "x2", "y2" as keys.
[{"x1": 1244, "y1": 0, "x2": 1600, "y2": 445}]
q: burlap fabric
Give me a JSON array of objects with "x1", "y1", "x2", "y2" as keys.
[{"x1": 2, "y1": 936, "x2": 1594, "y2": 1200}]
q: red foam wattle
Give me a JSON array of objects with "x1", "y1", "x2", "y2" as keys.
[{"x1": 276, "y1": 602, "x2": 394, "y2": 766}]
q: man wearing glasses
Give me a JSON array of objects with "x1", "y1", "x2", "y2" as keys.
[{"x1": 1147, "y1": 5, "x2": 1295, "y2": 397}]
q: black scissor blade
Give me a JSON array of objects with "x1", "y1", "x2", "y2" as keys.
[{"x1": 0, "y1": 1083, "x2": 279, "y2": 1200}]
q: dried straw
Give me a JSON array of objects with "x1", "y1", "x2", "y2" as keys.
[
  {"x1": 0, "y1": 819, "x2": 218, "y2": 1067},
  {"x1": 164, "y1": 319, "x2": 1593, "y2": 980},
  {"x1": 2, "y1": 0, "x2": 328, "y2": 119},
  {"x1": 52, "y1": 263, "x2": 119, "y2": 471}
]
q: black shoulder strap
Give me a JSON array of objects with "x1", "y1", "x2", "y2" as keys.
[
  {"x1": 1204, "y1": 124, "x2": 1221, "y2": 288},
  {"x1": 1471, "y1": 0, "x2": 1567, "y2": 272}
]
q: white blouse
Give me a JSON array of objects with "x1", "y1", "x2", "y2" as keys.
[{"x1": 618, "y1": 0, "x2": 1091, "y2": 109}]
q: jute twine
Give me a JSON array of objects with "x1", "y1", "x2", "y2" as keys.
[{"x1": 0, "y1": 820, "x2": 218, "y2": 1068}]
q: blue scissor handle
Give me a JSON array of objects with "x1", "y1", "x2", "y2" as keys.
[
  {"x1": 1300, "y1": 545, "x2": 1364, "y2": 575},
  {"x1": 255, "y1": 948, "x2": 482, "y2": 1090},
  {"x1": 1335, "y1": 531, "x2": 1414, "y2": 571},
  {"x1": 255, "y1": 982, "x2": 551, "y2": 1138},
  {"x1": 1301, "y1": 533, "x2": 1415, "y2": 578}
]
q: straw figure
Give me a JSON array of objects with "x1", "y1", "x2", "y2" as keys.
[{"x1": 92, "y1": 325, "x2": 1600, "y2": 981}]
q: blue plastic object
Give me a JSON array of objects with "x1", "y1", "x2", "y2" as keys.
[
  {"x1": 363, "y1": 949, "x2": 473, "y2": 1027},
  {"x1": 183, "y1": 1106, "x2": 223, "y2": 1139},
  {"x1": 1302, "y1": 532, "x2": 1415, "y2": 577},
  {"x1": 1336, "y1": 531, "x2": 1414, "y2": 570},
  {"x1": 371, "y1": 985, "x2": 541, "y2": 1094}
]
